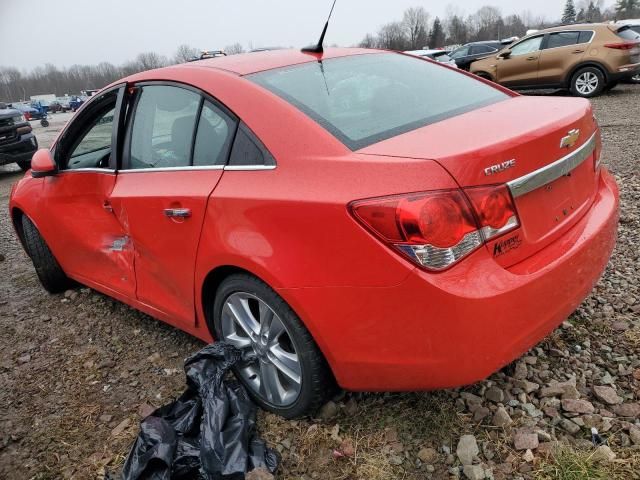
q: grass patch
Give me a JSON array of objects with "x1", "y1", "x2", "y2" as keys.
[{"x1": 535, "y1": 447, "x2": 613, "y2": 480}]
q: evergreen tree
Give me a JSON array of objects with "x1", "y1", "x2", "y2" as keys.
[
  {"x1": 562, "y1": 0, "x2": 577, "y2": 23},
  {"x1": 616, "y1": 0, "x2": 640, "y2": 19},
  {"x1": 586, "y1": 1, "x2": 603, "y2": 22},
  {"x1": 429, "y1": 17, "x2": 445, "y2": 48}
]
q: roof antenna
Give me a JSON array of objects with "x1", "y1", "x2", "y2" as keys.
[{"x1": 302, "y1": 0, "x2": 337, "y2": 54}]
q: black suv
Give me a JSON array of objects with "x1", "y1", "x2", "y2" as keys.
[
  {"x1": 0, "y1": 103, "x2": 38, "y2": 171},
  {"x1": 449, "y1": 41, "x2": 508, "y2": 70}
]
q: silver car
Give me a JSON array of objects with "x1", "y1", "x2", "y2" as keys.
[{"x1": 404, "y1": 49, "x2": 458, "y2": 68}]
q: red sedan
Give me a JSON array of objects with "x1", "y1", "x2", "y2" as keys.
[{"x1": 9, "y1": 48, "x2": 619, "y2": 418}]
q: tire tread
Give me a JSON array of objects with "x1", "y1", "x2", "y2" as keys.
[{"x1": 21, "y1": 216, "x2": 72, "y2": 293}]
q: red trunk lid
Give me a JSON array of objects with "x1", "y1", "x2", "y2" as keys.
[{"x1": 358, "y1": 96, "x2": 600, "y2": 268}]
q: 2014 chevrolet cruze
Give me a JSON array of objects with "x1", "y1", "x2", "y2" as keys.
[{"x1": 10, "y1": 48, "x2": 619, "y2": 418}]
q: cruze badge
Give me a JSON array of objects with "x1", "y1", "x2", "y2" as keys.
[
  {"x1": 560, "y1": 129, "x2": 580, "y2": 149},
  {"x1": 484, "y1": 159, "x2": 516, "y2": 176}
]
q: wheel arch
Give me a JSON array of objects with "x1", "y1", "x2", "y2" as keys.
[
  {"x1": 199, "y1": 263, "x2": 339, "y2": 381},
  {"x1": 10, "y1": 207, "x2": 27, "y2": 252},
  {"x1": 473, "y1": 71, "x2": 495, "y2": 82},
  {"x1": 566, "y1": 61, "x2": 609, "y2": 87}
]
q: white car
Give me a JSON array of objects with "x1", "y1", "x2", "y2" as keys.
[{"x1": 404, "y1": 49, "x2": 458, "y2": 68}]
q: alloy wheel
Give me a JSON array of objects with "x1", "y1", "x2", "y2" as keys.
[
  {"x1": 575, "y1": 72, "x2": 599, "y2": 95},
  {"x1": 221, "y1": 292, "x2": 302, "y2": 407}
]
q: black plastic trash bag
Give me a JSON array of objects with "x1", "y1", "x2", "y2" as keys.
[{"x1": 122, "y1": 342, "x2": 279, "y2": 480}]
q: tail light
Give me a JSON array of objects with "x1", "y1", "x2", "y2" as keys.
[
  {"x1": 604, "y1": 42, "x2": 639, "y2": 50},
  {"x1": 350, "y1": 185, "x2": 519, "y2": 271},
  {"x1": 24, "y1": 112, "x2": 31, "y2": 121}
]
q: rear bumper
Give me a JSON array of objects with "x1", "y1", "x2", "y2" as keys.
[
  {"x1": 610, "y1": 62, "x2": 640, "y2": 82},
  {"x1": 279, "y1": 169, "x2": 619, "y2": 391},
  {"x1": 0, "y1": 133, "x2": 38, "y2": 166}
]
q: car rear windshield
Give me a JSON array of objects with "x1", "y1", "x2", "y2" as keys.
[
  {"x1": 617, "y1": 25, "x2": 640, "y2": 40},
  {"x1": 248, "y1": 53, "x2": 509, "y2": 150}
]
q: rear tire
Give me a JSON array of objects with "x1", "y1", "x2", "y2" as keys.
[
  {"x1": 212, "y1": 274, "x2": 332, "y2": 418},
  {"x1": 16, "y1": 160, "x2": 31, "y2": 171},
  {"x1": 604, "y1": 81, "x2": 619, "y2": 91},
  {"x1": 21, "y1": 215, "x2": 73, "y2": 293},
  {"x1": 570, "y1": 67, "x2": 605, "y2": 98}
]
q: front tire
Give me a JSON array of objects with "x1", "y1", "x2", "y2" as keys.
[
  {"x1": 21, "y1": 215, "x2": 72, "y2": 293},
  {"x1": 212, "y1": 274, "x2": 331, "y2": 418},
  {"x1": 570, "y1": 67, "x2": 605, "y2": 98},
  {"x1": 16, "y1": 160, "x2": 31, "y2": 171}
]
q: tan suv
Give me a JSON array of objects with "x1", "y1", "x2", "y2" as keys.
[{"x1": 470, "y1": 23, "x2": 640, "y2": 97}]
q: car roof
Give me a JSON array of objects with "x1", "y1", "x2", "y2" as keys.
[
  {"x1": 534, "y1": 23, "x2": 611, "y2": 34},
  {"x1": 467, "y1": 40, "x2": 502, "y2": 45},
  {"x1": 404, "y1": 49, "x2": 446, "y2": 55},
  {"x1": 179, "y1": 47, "x2": 380, "y2": 76}
]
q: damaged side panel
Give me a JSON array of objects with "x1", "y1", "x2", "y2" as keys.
[{"x1": 38, "y1": 172, "x2": 136, "y2": 298}]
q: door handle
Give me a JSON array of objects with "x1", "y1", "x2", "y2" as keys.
[
  {"x1": 572, "y1": 49, "x2": 585, "y2": 54},
  {"x1": 526, "y1": 56, "x2": 538, "y2": 61},
  {"x1": 164, "y1": 208, "x2": 191, "y2": 218}
]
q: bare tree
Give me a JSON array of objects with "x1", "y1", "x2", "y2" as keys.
[
  {"x1": 376, "y1": 22, "x2": 409, "y2": 50},
  {"x1": 358, "y1": 33, "x2": 377, "y2": 48},
  {"x1": 136, "y1": 52, "x2": 169, "y2": 71},
  {"x1": 174, "y1": 44, "x2": 199, "y2": 63},
  {"x1": 224, "y1": 43, "x2": 245, "y2": 55},
  {"x1": 403, "y1": 7, "x2": 430, "y2": 49}
]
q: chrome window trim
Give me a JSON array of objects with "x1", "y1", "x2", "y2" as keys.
[
  {"x1": 224, "y1": 165, "x2": 276, "y2": 171},
  {"x1": 116, "y1": 164, "x2": 276, "y2": 173},
  {"x1": 59, "y1": 168, "x2": 116, "y2": 174},
  {"x1": 119, "y1": 165, "x2": 225, "y2": 173},
  {"x1": 507, "y1": 131, "x2": 597, "y2": 198}
]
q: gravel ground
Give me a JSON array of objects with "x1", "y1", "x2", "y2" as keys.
[{"x1": 1, "y1": 86, "x2": 639, "y2": 480}]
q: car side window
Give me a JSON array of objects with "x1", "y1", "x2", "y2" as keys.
[
  {"x1": 578, "y1": 31, "x2": 595, "y2": 43},
  {"x1": 127, "y1": 85, "x2": 200, "y2": 170},
  {"x1": 510, "y1": 36, "x2": 543, "y2": 56},
  {"x1": 471, "y1": 45, "x2": 495, "y2": 55},
  {"x1": 61, "y1": 91, "x2": 118, "y2": 170},
  {"x1": 228, "y1": 123, "x2": 275, "y2": 167},
  {"x1": 450, "y1": 46, "x2": 469, "y2": 59},
  {"x1": 547, "y1": 31, "x2": 580, "y2": 49},
  {"x1": 192, "y1": 100, "x2": 236, "y2": 166}
]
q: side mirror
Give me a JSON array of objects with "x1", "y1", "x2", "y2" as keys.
[
  {"x1": 31, "y1": 149, "x2": 58, "y2": 178},
  {"x1": 498, "y1": 50, "x2": 512, "y2": 59}
]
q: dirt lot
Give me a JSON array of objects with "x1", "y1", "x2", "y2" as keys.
[{"x1": 1, "y1": 87, "x2": 639, "y2": 480}]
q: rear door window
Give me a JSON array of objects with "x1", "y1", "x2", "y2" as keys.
[
  {"x1": 249, "y1": 53, "x2": 508, "y2": 150},
  {"x1": 127, "y1": 85, "x2": 200, "y2": 169},
  {"x1": 578, "y1": 31, "x2": 594, "y2": 43},
  {"x1": 547, "y1": 31, "x2": 580, "y2": 49},
  {"x1": 192, "y1": 100, "x2": 236, "y2": 166}
]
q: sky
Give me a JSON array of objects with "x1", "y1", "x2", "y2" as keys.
[{"x1": 0, "y1": 0, "x2": 612, "y2": 70}]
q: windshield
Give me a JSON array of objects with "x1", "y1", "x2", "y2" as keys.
[{"x1": 249, "y1": 53, "x2": 508, "y2": 150}]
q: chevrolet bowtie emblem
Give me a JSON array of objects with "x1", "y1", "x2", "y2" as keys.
[{"x1": 560, "y1": 129, "x2": 580, "y2": 149}]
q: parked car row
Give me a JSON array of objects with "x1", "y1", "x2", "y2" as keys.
[{"x1": 441, "y1": 22, "x2": 640, "y2": 98}]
